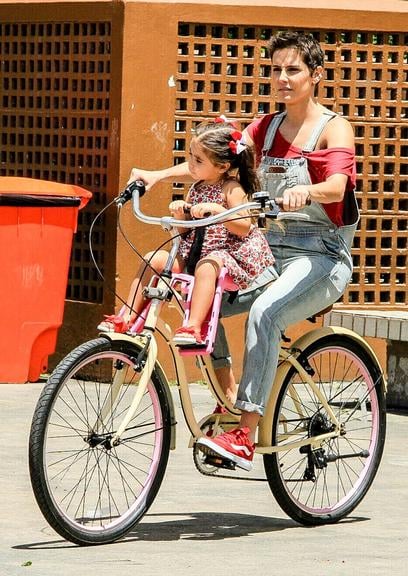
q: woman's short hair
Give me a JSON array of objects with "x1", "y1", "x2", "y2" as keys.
[{"x1": 267, "y1": 31, "x2": 325, "y2": 71}]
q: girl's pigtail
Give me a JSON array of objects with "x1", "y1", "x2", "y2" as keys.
[{"x1": 236, "y1": 146, "x2": 260, "y2": 198}]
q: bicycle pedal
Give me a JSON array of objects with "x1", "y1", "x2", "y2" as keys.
[
  {"x1": 175, "y1": 342, "x2": 207, "y2": 349},
  {"x1": 203, "y1": 454, "x2": 236, "y2": 470}
]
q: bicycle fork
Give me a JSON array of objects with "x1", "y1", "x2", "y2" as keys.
[{"x1": 95, "y1": 334, "x2": 158, "y2": 448}]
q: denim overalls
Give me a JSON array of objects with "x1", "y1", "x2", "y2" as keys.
[{"x1": 212, "y1": 110, "x2": 359, "y2": 415}]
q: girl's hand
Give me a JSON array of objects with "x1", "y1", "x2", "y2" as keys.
[
  {"x1": 169, "y1": 200, "x2": 190, "y2": 219},
  {"x1": 280, "y1": 185, "x2": 311, "y2": 211},
  {"x1": 190, "y1": 202, "x2": 221, "y2": 219}
]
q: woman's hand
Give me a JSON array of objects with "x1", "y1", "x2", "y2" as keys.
[
  {"x1": 279, "y1": 173, "x2": 348, "y2": 209},
  {"x1": 279, "y1": 185, "x2": 311, "y2": 211}
]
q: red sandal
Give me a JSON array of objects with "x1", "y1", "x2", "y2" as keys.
[
  {"x1": 97, "y1": 315, "x2": 130, "y2": 334},
  {"x1": 173, "y1": 326, "x2": 204, "y2": 346}
]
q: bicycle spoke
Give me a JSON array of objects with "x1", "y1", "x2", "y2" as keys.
[
  {"x1": 265, "y1": 335, "x2": 385, "y2": 524},
  {"x1": 30, "y1": 339, "x2": 170, "y2": 544}
]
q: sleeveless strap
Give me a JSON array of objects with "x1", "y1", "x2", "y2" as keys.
[
  {"x1": 261, "y1": 112, "x2": 286, "y2": 155},
  {"x1": 302, "y1": 110, "x2": 337, "y2": 152},
  {"x1": 261, "y1": 110, "x2": 337, "y2": 154}
]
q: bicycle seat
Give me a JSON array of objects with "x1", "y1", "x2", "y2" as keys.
[
  {"x1": 218, "y1": 272, "x2": 239, "y2": 293},
  {"x1": 307, "y1": 304, "x2": 334, "y2": 323},
  {"x1": 176, "y1": 267, "x2": 236, "y2": 356}
]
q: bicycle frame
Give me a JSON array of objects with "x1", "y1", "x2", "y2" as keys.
[
  {"x1": 106, "y1": 322, "x2": 371, "y2": 455},
  {"x1": 105, "y1": 182, "x2": 382, "y2": 456}
]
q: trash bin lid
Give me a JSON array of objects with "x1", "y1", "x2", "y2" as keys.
[{"x1": 0, "y1": 177, "x2": 92, "y2": 209}]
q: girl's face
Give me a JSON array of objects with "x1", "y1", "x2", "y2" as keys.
[
  {"x1": 271, "y1": 47, "x2": 321, "y2": 105},
  {"x1": 188, "y1": 139, "x2": 227, "y2": 183}
]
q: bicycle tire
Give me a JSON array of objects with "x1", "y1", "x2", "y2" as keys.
[
  {"x1": 29, "y1": 337, "x2": 172, "y2": 545},
  {"x1": 263, "y1": 334, "x2": 386, "y2": 525}
]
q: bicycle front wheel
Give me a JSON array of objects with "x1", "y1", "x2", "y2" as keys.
[
  {"x1": 264, "y1": 334, "x2": 386, "y2": 525},
  {"x1": 29, "y1": 337, "x2": 172, "y2": 545}
]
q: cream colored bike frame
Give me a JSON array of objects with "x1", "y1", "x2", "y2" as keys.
[
  {"x1": 103, "y1": 269, "x2": 382, "y2": 456},
  {"x1": 102, "y1": 185, "x2": 384, "y2": 457}
]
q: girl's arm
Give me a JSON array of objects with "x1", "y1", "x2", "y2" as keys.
[
  {"x1": 127, "y1": 162, "x2": 194, "y2": 190},
  {"x1": 169, "y1": 193, "x2": 192, "y2": 235},
  {"x1": 190, "y1": 181, "x2": 252, "y2": 237}
]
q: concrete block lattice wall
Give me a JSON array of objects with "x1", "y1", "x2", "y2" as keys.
[{"x1": 0, "y1": 1, "x2": 407, "y2": 372}]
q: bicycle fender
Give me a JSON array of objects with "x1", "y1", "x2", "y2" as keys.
[
  {"x1": 290, "y1": 325, "x2": 384, "y2": 377},
  {"x1": 258, "y1": 325, "x2": 385, "y2": 448},
  {"x1": 100, "y1": 333, "x2": 177, "y2": 450}
]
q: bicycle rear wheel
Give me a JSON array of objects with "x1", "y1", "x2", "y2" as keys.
[
  {"x1": 29, "y1": 337, "x2": 172, "y2": 545},
  {"x1": 264, "y1": 334, "x2": 386, "y2": 525}
]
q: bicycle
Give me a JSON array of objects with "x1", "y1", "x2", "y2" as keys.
[{"x1": 29, "y1": 181, "x2": 386, "y2": 545}]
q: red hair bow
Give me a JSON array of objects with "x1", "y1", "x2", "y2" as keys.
[
  {"x1": 229, "y1": 130, "x2": 246, "y2": 154},
  {"x1": 215, "y1": 115, "x2": 228, "y2": 123},
  {"x1": 215, "y1": 115, "x2": 238, "y2": 128}
]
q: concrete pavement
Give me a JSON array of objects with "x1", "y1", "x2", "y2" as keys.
[{"x1": 0, "y1": 381, "x2": 407, "y2": 576}]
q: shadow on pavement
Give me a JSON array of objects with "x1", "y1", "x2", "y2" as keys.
[{"x1": 13, "y1": 511, "x2": 369, "y2": 548}]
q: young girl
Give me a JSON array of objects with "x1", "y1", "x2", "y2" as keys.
[{"x1": 98, "y1": 119, "x2": 274, "y2": 345}]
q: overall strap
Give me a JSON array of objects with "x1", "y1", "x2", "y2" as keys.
[
  {"x1": 261, "y1": 112, "x2": 286, "y2": 155},
  {"x1": 302, "y1": 110, "x2": 337, "y2": 152}
]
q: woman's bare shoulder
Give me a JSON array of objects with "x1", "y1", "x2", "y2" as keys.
[{"x1": 323, "y1": 114, "x2": 354, "y2": 148}]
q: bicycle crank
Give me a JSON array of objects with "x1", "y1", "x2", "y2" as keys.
[{"x1": 203, "y1": 454, "x2": 236, "y2": 470}]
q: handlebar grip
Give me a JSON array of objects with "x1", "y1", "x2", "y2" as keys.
[
  {"x1": 183, "y1": 206, "x2": 211, "y2": 218},
  {"x1": 128, "y1": 180, "x2": 146, "y2": 197},
  {"x1": 116, "y1": 180, "x2": 146, "y2": 206}
]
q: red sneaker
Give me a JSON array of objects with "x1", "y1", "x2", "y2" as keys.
[
  {"x1": 213, "y1": 404, "x2": 227, "y2": 415},
  {"x1": 196, "y1": 427, "x2": 254, "y2": 471}
]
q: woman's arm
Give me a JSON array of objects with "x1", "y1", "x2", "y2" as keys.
[
  {"x1": 281, "y1": 173, "x2": 350, "y2": 210},
  {"x1": 242, "y1": 126, "x2": 255, "y2": 148},
  {"x1": 127, "y1": 162, "x2": 194, "y2": 190},
  {"x1": 282, "y1": 116, "x2": 355, "y2": 211},
  {"x1": 325, "y1": 115, "x2": 355, "y2": 150}
]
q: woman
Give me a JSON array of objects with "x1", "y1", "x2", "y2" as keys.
[{"x1": 128, "y1": 31, "x2": 359, "y2": 471}]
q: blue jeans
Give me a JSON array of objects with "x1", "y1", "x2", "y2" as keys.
[{"x1": 212, "y1": 221, "x2": 353, "y2": 415}]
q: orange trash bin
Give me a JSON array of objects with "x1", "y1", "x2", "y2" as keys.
[{"x1": 0, "y1": 177, "x2": 92, "y2": 383}]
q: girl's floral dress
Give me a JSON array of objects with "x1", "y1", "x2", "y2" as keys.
[{"x1": 178, "y1": 180, "x2": 274, "y2": 289}]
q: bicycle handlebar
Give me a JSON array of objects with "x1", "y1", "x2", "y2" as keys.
[{"x1": 118, "y1": 180, "x2": 310, "y2": 231}]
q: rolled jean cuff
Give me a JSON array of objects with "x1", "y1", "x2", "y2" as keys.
[
  {"x1": 234, "y1": 399, "x2": 264, "y2": 416},
  {"x1": 210, "y1": 354, "x2": 232, "y2": 369}
]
